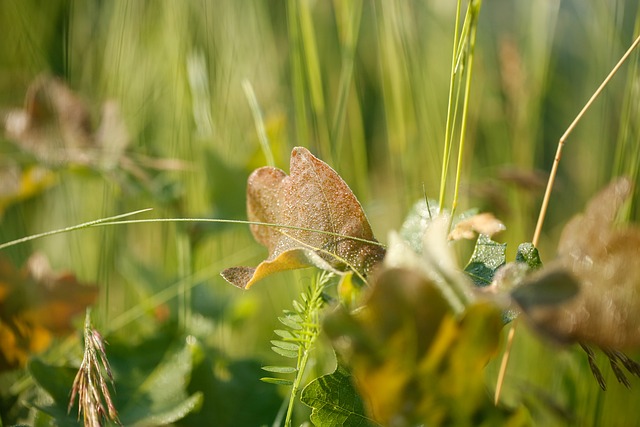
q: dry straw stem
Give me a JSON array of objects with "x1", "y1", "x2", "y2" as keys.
[{"x1": 494, "y1": 33, "x2": 640, "y2": 405}]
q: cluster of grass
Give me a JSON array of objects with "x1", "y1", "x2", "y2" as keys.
[{"x1": 1, "y1": 0, "x2": 640, "y2": 425}]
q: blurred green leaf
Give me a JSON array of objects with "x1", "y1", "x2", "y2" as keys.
[
  {"x1": 181, "y1": 352, "x2": 281, "y2": 427},
  {"x1": 27, "y1": 359, "x2": 78, "y2": 426},
  {"x1": 0, "y1": 164, "x2": 56, "y2": 217},
  {"x1": 464, "y1": 234, "x2": 507, "y2": 287},
  {"x1": 324, "y1": 266, "x2": 525, "y2": 426},
  {"x1": 260, "y1": 377, "x2": 294, "y2": 386},
  {"x1": 29, "y1": 329, "x2": 203, "y2": 426},
  {"x1": 398, "y1": 199, "x2": 440, "y2": 253},
  {"x1": 301, "y1": 365, "x2": 380, "y2": 427}
]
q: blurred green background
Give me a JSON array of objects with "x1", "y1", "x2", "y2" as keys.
[{"x1": 1, "y1": 0, "x2": 640, "y2": 425}]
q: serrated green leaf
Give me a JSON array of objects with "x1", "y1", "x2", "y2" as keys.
[
  {"x1": 515, "y1": 242, "x2": 542, "y2": 270},
  {"x1": 271, "y1": 347, "x2": 299, "y2": 358},
  {"x1": 262, "y1": 365, "x2": 297, "y2": 374},
  {"x1": 464, "y1": 234, "x2": 506, "y2": 287},
  {"x1": 278, "y1": 316, "x2": 302, "y2": 330},
  {"x1": 261, "y1": 377, "x2": 295, "y2": 386},
  {"x1": 301, "y1": 365, "x2": 380, "y2": 427},
  {"x1": 271, "y1": 340, "x2": 300, "y2": 351}
]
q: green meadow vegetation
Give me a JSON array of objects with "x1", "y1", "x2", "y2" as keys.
[{"x1": 1, "y1": 0, "x2": 640, "y2": 426}]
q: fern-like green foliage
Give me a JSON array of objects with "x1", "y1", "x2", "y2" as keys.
[{"x1": 261, "y1": 271, "x2": 333, "y2": 426}]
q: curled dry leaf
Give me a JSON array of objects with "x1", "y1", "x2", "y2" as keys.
[
  {"x1": 221, "y1": 147, "x2": 385, "y2": 289},
  {"x1": 0, "y1": 253, "x2": 98, "y2": 371},
  {"x1": 449, "y1": 212, "x2": 506, "y2": 241}
]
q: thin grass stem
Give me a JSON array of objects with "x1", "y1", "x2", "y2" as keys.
[
  {"x1": 0, "y1": 208, "x2": 153, "y2": 251},
  {"x1": 451, "y1": 0, "x2": 481, "y2": 215},
  {"x1": 532, "y1": 33, "x2": 640, "y2": 246}
]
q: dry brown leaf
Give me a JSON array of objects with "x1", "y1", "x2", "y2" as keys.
[
  {"x1": 0, "y1": 253, "x2": 98, "y2": 371},
  {"x1": 221, "y1": 147, "x2": 385, "y2": 289},
  {"x1": 517, "y1": 177, "x2": 640, "y2": 350},
  {"x1": 3, "y1": 75, "x2": 95, "y2": 165}
]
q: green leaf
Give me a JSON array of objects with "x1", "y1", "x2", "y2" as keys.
[
  {"x1": 181, "y1": 355, "x2": 281, "y2": 426},
  {"x1": 292, "y1": 299, "x2": 305, "y2": 313},
  {"x1": 279, "y1": 315, "x2": 303, "y2": 330},
  {"x1": 260, "y1": 377, "x2": 295, "y2": 386},
  {"x1": 261, "y1": 365, "x2": 297, "y2": 374},
  {"x1": 301, "y1": 365, "x2": 380, "y2": 427},
  {"x1": 324, "y1": 266, "x2": 526, "y2": 426},
  {"x1": 28, "y1": 329, "x2": 203, "y2": 427},
  {"x1": 515, "y1": 242, "x2": 542, "y2": 270},
  {"x1": 274, "y1": 329, "x2": 295, "y2": 339},
  {"x1": 464, "y1": 234, "x2": 507, "y2": 286},
  {"x1": 399, "y1": 199, "x2": 440, "y2": 253},
  {"x1": 271, "y1": 347, "x2": 299, "y2": 358},
  {"x1": 28, "y1": 359, "x2": 78, "y2": 410},
  {"x1": 106, "y1": 336, "x2": 203, "y2": 426},
  {"x1": 271, "y1": 340, "x2": 300, "y2": 351}
]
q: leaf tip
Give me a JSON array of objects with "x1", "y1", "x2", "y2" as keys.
[{"x1": 220, "y1": 267, "x2": 256, "y2": 289}]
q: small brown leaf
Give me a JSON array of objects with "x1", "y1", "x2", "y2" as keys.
[
  {"x1": 3, "y1": 75, "x2": 94, "y2": 165},
  {"x1": 449, "y1": 212, "x2": 506, "y2": 240},
  {"x1": 221, "y1": 147, "x2": 385, "y2": 289}
]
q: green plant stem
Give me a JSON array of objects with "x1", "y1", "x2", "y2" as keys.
[
  {"x1": 242, "y1": 79, "x2": 275, "y2": 167},
  {"x1": 331, "y1": 0, "x2": 363, "y2": 155},
  {"x1": 438, "y1": 0, "x2": 463, "y2": 211},
  {"x1": 285, "y1": 345, "x2": 312, "y2": 427},
  {"x1": 287, "y1": 0, "x2": 310, "y2": 150},
  {"x1": 298, "y1": 0, "x2": 332, "y2": 161},
  {"x1": 451, "y1": 0, "x2": 481, "y2": 215},
  {"x1": 176, "y1": 229, "x2": 192, "y2": 331},
  {"x1": 282, "y1": 271, "x2": 328, "y2": 426}
]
